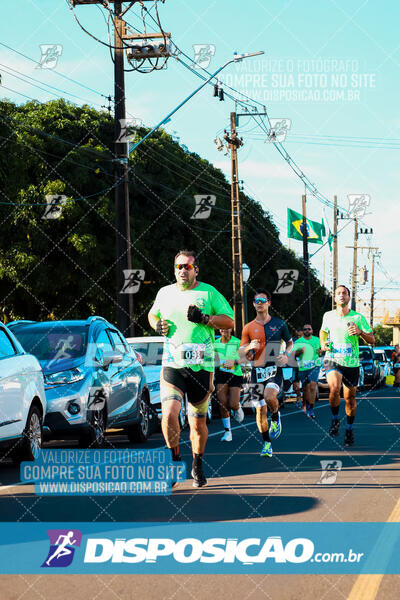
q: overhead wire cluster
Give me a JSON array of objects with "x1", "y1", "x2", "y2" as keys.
[{"x1": 67, "y1": 0, "x2": 172, "y2": 74}]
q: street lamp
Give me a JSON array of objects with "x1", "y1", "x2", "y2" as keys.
[{"x1": 242, "y1": 263, "x2": 250, "y2": 324}]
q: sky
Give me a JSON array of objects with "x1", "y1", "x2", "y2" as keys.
[{"x1": 1, "y1": 0, "x2": 400, "y2": 323}]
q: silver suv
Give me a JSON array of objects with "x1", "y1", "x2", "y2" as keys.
[{"x1": 8, "y1": 317, "x2": 151, "y2": 447}]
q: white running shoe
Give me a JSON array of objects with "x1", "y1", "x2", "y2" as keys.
[
  {"x1": 221, "y1": 430, "x2": 232, "y2": 442},
  {"x1": 233, "y1": 406, "x2": 245, "y2": 423}
]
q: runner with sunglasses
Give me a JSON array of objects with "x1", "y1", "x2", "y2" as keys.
[
  {"x1": 148, "y1": 250, "x2": 234, "y2": 488},
  {"x1": 292, "y1": 324, "x2": 323, "y2": 418},
  {"x1": 320, "y1": 285, "x2": 374, "y2": 446},
  {"x1": 239, "y1": 289, "x2": 293, "y2": 457}
]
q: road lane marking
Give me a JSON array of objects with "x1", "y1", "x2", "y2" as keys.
[{"x1": 347, "y1": 497, "x2": 400, "y2": 600}]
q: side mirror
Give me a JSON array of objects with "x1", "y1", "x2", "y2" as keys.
[{"x1": 102, "y1": 351, "x2": 123, "y2": 368}]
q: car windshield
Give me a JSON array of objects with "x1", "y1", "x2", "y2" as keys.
[
  {"x1": 359, "y1": 349, "x2": 373, "y2": 361},
  {"x1": 131, "y1": 341, "x2": 163, "y2": 366},
  {"x1": 384, "y1": 348, "x2": 394, "y2": 361},
  {"x1": 374, "y1": 351, "x2": 385, "y2": 361},
  {"x1": 13, "y1": 325, "x2": 88, "y2": 362}
]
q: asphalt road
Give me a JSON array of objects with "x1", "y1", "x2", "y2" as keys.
[{"x1": 0, "y1": 384, "x2": 399, "y2": 599}]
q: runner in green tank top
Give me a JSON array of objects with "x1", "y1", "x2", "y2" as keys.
[{"x1": 320, "y1": 285, "x2": 375, "y2": 446}]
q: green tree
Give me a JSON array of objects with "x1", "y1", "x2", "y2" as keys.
[
  {"x1": 0, "y1": 98, "x2": 330, "y2": 335},
  {"x1": 373, "y1": 324, "x2": 393, "y2": 346}
]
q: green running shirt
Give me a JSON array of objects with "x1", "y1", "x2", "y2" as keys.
[
  {"x1": 214, "y1": 335, "x2": 243, "y2": 376},
  {"x1": 150, "y1": 281, "x2": 234, "y2": 372},
  {"x1": 293, "y1": 335, "x2": 321, "y2": 371},
  {"x1": 320, "y1": 309, "x2": 372, "y2": 367}
]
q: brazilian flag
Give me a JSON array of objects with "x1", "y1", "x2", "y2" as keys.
[{"x1": 287, "y1": 208, "x2": 324, "y2": 245}]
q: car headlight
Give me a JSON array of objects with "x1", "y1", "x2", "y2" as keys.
[
  {"x1": 148, "y1": 381, "x2": 160, "y2": 393},
  {"x1": 45, "y1": 368, "x2": 84, "y2": 386}
]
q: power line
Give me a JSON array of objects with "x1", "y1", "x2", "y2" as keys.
[{"x1": 0, "y1": 41, "x2": 109, "y2": 102}]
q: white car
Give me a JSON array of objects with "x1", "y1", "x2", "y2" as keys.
[
  {"x1": 373, "y1": 348, "x2": 391, "y2": 384},
  {"x1": 0, "y1": 323, "x2": 46, "y2": 462}
]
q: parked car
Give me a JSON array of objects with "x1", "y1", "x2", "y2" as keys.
[
  {"x1": 127, "y1": 336, "x2": 213, "y2": 428},
  {"x1": 0, "y1": 322, "x2": 46, "y2": 462},
  {"x1": 318, "y1": 353, "x2": 365, "y2": 393},
  {"x1": 359, "y1": 346, "x2": 381, "y2": 388},
  {"x1": 8, "y1": 317, "x2": 150, "y2": 447},
  {"x1": 373, "y1": 348, "x2": 391, "y2": 384},
  {"x1": 375, "y1": 346, "x2": 395, "y2": 374}
]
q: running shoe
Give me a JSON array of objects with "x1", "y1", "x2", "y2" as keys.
[
  {"x1": 191, "y1": 467, "x2": 207, "y2": 488},
  {"x1": 307, "y1": 408, "x2": 316, "y2": 419},
  {"x1": 344, "y1": 429, "x2": 354, "y2": 447},
  {"x1": 329, "y1": 419, "x2": 340, "y2": 437},
  {"x1": 221, "y1": 430, "x2": 232, "y2": 442},
  {"x1": 233, "y1": 406, "x2": 245, "y2": 423},
  {"x1": 260, "y1": 441, "x2": 273, "y2": 457},
  {"x1": 269, "y1": 411, "x2": 282, "y2": 439}
]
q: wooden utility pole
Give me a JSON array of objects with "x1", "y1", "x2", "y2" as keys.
[
  {"x1": 225, "y1": 112, "x2": 244, "y2": 335},
  {"x1": 332, "y1": 195, "x2": 338, "y2": 308},
  {"x1": 71, "y1": 0, "x2": 156, "y2": 336},
  {"x1": 301, "y1": 194, "x2": 312, "y2": 324},
  {"x1": 350, "y1": 217, "x2": 358, "y2": 310},
  {"x1": 113, "y1": 1, "x2": 134, "y2": 336},
  {"x1": 370, "y1": 251, "x2": 376, "y2": 328}
]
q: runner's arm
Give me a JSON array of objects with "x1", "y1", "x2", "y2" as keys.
[
  {"x1": 320, "y1": 329, "x2": 330, "y2": 351},
  {"x1": 359, "y1": 330, "x2": 375, "y2": 345}
]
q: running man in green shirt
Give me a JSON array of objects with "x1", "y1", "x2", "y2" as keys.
[
  {"x1": 292, "y1": 324, "x2": 323, "y2": 419},
  {"x1": 320, "y1": 285, "x2": 375, "y2": 446},
  {"x1": 214, "y1": 328, "x2": 244, "y2": 442},
  {"x1": 148, "y1": 250, "x2": 234, "y2": 488}
]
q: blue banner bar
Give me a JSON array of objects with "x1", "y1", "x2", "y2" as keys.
[{"x1": 0, "y1": 522, "x2": 399, "y2": 574}]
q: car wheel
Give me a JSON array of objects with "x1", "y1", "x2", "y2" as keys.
[
  {"x1": 179, "y1": 395, "x2": 189, "y2": 430},
  {"x1": 13, "y1": 405, "x2": 43, "y2": 463},
  {"x1": 79, "y1": 407, "x2": 107, "y2": 448},
  {"x1": 127, "y1": 392, "x2": 150, "y2": 443}
]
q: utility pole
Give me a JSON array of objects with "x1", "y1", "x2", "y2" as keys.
[
  {"x1": 332, "y1": 195, "x2": 338, "y2": 309},
  {"x1": 71, "y1": 0, "x2": 141, "y2": 335},
  {"x1": 352, "y1": 245, "x2": 379, "y2": 326},
  {"x1": 351, "y1": 217, "x2": 358, "y2": 310},
  {"x1": 302, "y1": 194, "x2": 312, "y2": 324},
  {"x1": 345, "y1": 226, "x2": 373, "y2": 312},
  {"x1": 224, "y1": 112, "x2": 244, "y2": 334},
  {"x1": 370, "y1": 251, "x2": 376, "y2": 328},
  {"x1": 114, "y1": 1, "x2": 134, "y2": 336}
]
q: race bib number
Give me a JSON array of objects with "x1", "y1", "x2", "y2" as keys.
[
  {"x1": 180, "y1": 344, "x2": 206, "y2": 365},
  {"x1": 256, "y1": 366, "x2": 276, "y2": 383},
  {"x1": 332, "y1": 343, "x2": 352, "y2": 358}
]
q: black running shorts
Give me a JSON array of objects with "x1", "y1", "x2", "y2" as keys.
[{"x1": 324, "y1": 361, "x2": 360, "y2": 388}]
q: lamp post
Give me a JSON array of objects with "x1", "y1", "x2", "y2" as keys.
[{"x1": 242, "y1": 263, "x2": 250, "y2": 325}]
